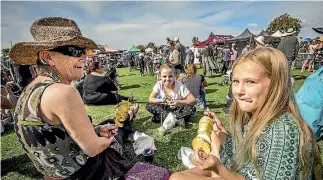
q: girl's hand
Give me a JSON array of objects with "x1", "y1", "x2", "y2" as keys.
[{"x1": 192, "y1": 148, "x2": 221, "y2": 172}]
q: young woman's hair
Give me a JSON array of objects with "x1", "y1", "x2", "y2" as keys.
[
  {"x1": 159, "y1": 63, "x2": 174, "y2": 73},
  {"x1": 229, "y1": 47, "x2": 322, "y2": 179},
  {"x1": 186, "y1": 64, "x2": 197, "y2": 78},
  {"x1": 87, "y1": 61, "x2": 101, "y2": 74}
]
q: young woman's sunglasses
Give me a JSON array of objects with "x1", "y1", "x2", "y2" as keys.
[{"x1": 49, "y1": 45, "x2": 86, "y2": 57}]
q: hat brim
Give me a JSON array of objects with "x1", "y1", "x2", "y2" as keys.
[
  {"x1": 254, "y1": 37, "x2": 265, "y2": 45},
  {"x1": 281, "y1": 31, "x2": 296, "y2": 37},
  {"x1": 9, "y1": 36, "x2": 98, "y2": 65}
]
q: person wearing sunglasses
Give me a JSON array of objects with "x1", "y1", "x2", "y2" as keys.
[{"x1": 9, "y1": 17, "x2": 133, "y2": 180}]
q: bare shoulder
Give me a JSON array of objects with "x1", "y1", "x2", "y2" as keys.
[{"x1": 42, "y1": 83, "x2": 80, "y2": 103}]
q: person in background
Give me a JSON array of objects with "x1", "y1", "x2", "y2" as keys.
[
  {"x1": 230, "y1": 43, "x2": 238, "y2": 68},
  {"x1": 9, "y1": 17, "x2": 134, "y2": 179},
  {"x1": 181, "y1": 64, "x2": 208, "y2": 110},
  {"x1": 185, "y1": 46, "x2": 195, "y2": 67},
  {"x1": 241, "y1": 44, "x2": 250, "y2": 55},
  {"x1": 277, "y1": 28, "x2": 299, "y2": 68},
  {"x1": 202, "y1": 43, "x2": 214, "y2": 76},
  {"x1": 295, "y1": 66, "x2": 323, "y2": 141},
  {"x1": 221, "y1": 44, "x2": 231, "y2": 75},
  {"x1": 129, "y1": 53, "x2": 135, "y2": 72},
  {"x1": 83, "y1": 61, "x2": 133, "y2": 105},
  {"x1": 169, "y1": 41, "x2": 182, "y2": 77},
  {"x1": 254, "y1": 36, "x2": 265, "y2": 49},
  {"x1": 170, "y1": 47, "x2": 322, "y2": 180},
  {"x1": 313, "y1": 37, "x2": 323, "y2": 72},
  {"x1": 174, "y1": 37, "x2": 186, "y2": 72},
  {"x1": 307, "y1": 40, "x2": 320, "y2": 73},
  {"x1": 300, "y1": 41, "x2": 310, "y2": 73},
  {"x1": 138, "y1": 50, "x2": 145, "y2": 76},
  {"x1": 146, "y1": 64, "x2": 196, "y2": 127}
]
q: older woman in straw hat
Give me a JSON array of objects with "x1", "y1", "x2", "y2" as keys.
[
  {"x1": 9, "y1": 17, "x2": 133, "y2": 179},
  {"x1": 170, "y1": 48, "x2": 322, "y2": 180}
]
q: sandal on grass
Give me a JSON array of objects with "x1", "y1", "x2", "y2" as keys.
[
  {"x1": 128, "y1": 103, "x2": 139, "y2": 121},
  {"x1": 128, "y1": 95, "x2": 134, "y2": 102}
]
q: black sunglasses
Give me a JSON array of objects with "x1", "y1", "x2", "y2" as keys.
[{"x1": 49, "y1": 45, "x2": 86, "y2": 57}]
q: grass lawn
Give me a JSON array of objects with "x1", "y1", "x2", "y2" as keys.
[{"x1": 1, "y1": 67, "x2": 322, "y2": 179}]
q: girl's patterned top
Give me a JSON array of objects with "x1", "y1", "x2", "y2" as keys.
[
  {"x1": 220, "y1": 113, "x2": 314, "y2": 180},
  {"x1": 13, "y1": 80, "x2": 88, "y2": 178}
]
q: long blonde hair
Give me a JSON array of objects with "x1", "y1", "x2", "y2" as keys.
[{"x1": 230, "y1": 47, "x2": 322, "y2": 179}]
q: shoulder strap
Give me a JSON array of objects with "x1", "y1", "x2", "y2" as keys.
[{"x1": 15, "y1": 80, "x2": 56, "y2": 125}]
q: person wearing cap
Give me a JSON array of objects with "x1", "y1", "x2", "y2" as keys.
[
  {"x1": 9, "y1": 17, "x2": 134, "y2": 179},
  {"x1": 277, "y1": 28, "x2": 300, "y2": 68},
  {"x1": 254, "y1": 36, "x2": 265, "y2": 49},
  {"x1": 168, "y1": 40, "x2": 182, "y2": 76}
]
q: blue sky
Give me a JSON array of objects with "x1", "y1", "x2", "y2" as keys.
[{"x1": 1, "y1": 1, "x2": 323, "y2": 50}]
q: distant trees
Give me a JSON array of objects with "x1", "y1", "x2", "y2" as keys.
[{"x1": 266, "y1": 13, "x2": 302, "y2": 35}]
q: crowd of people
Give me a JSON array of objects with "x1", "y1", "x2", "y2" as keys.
[{"x1": 1, "y1": 16, "x2": 323, "y2": 180}]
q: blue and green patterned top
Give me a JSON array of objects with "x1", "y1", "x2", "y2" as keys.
[{"x1": 220, "y1": 113, "x2": 314, "y2": 180}]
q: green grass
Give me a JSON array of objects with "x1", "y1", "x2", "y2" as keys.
[{"x1": 1, "y1": 67, "x2": 322, "y2": 179}]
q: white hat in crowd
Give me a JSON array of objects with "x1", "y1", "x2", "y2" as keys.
[
  {"x1": 254, "y1": 36, "x2": 265, "y2": 45},
  {"x1": 173, "y1": 37, "x2": 179, "y2": 42},
  {"x1": 282, "y1": 28, "x2": 296, "y2": 37}
]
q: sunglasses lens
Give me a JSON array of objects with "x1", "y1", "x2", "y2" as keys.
[{"x1": 50, "y1": 46, "x2": 86, "y2": 57}]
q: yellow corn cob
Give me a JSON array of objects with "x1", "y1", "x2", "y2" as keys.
[
  {"x1": 192, "y1": 116, "x2": 213, "y2": 153},
  {"x1": 115, "y1": 100, "x2": 131, "y2": 127}
]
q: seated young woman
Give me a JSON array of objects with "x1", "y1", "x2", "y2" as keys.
[
  {"x1": 170, "y1": 48, "x2": 322, "y2": 180},
  {"x1": 146, "y1": 64, "x2": 196, "y2": 126},
  {"x1": 181, "y1": 64, "x2": 208, "y2": 110},
  {"x1": 83, "y1": 61, "x2": 133, "y2": 105}
]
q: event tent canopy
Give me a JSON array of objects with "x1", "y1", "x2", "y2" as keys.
[
  {"x1": 103, "y1": 45, "x2": 122, "y2": 53},
  {"x1": 194, "y1": 35, "x2": 234, "y2": 48},
  {"x1": 229, "y1": 28, "x2": 255, "y2": 41},
  {"x1": 128, "y1": 45, "x2": 140, "y2": 52},
  {"x1": 271, "y1": 30, "x2": 283, "y2": 37},
  {"x1": 87, "y1": 50, "x2": 96, "y2": 56},
  {"x1": 313, "y1": 27, "x2": 323, "y2": 34},
  {"x1": 258, "y1": 30, "x2": 270, "y2": 37}
]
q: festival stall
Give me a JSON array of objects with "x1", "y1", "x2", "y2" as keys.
[
  {"x1": 227, "y1": 28, "x2": 255, "y2": 56},
  {"x1": 228, "y1": 28, "x2": 255, "y2": 42},
  {"x1": 128, "y1": 45, "x2": 140, "y2": 53},
  {"x1": 102, "y1": 45, "x2": 122, "y2": 53},
  {"x1": 194, "y1": 35, "x2": 234, "y2": 48}
]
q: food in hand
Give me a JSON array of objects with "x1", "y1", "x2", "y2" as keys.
[
  {"x1": 115, "y1": 100, "x2": 132, "y2": 127},
  {"x1": 192, "y1": 116, "x2": 213, "y2": 153}
]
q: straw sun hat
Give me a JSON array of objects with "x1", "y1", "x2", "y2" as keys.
[{"x1": 9, "y1": 17, "x2": 98, "y2": 65}]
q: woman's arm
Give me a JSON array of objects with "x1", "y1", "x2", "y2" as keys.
[
  {"x1": 215, "y1": 163, "x2": 245, "y2": 180},
  {"x1": 149, "y1": 90, "x2": 165, "y2": 104},
  {"x1": 193, "y1": 149, "x2": 245, "y2": 180},
  {"x1": 41, "y1": 84, "x2": 113, "y2": 157}
]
